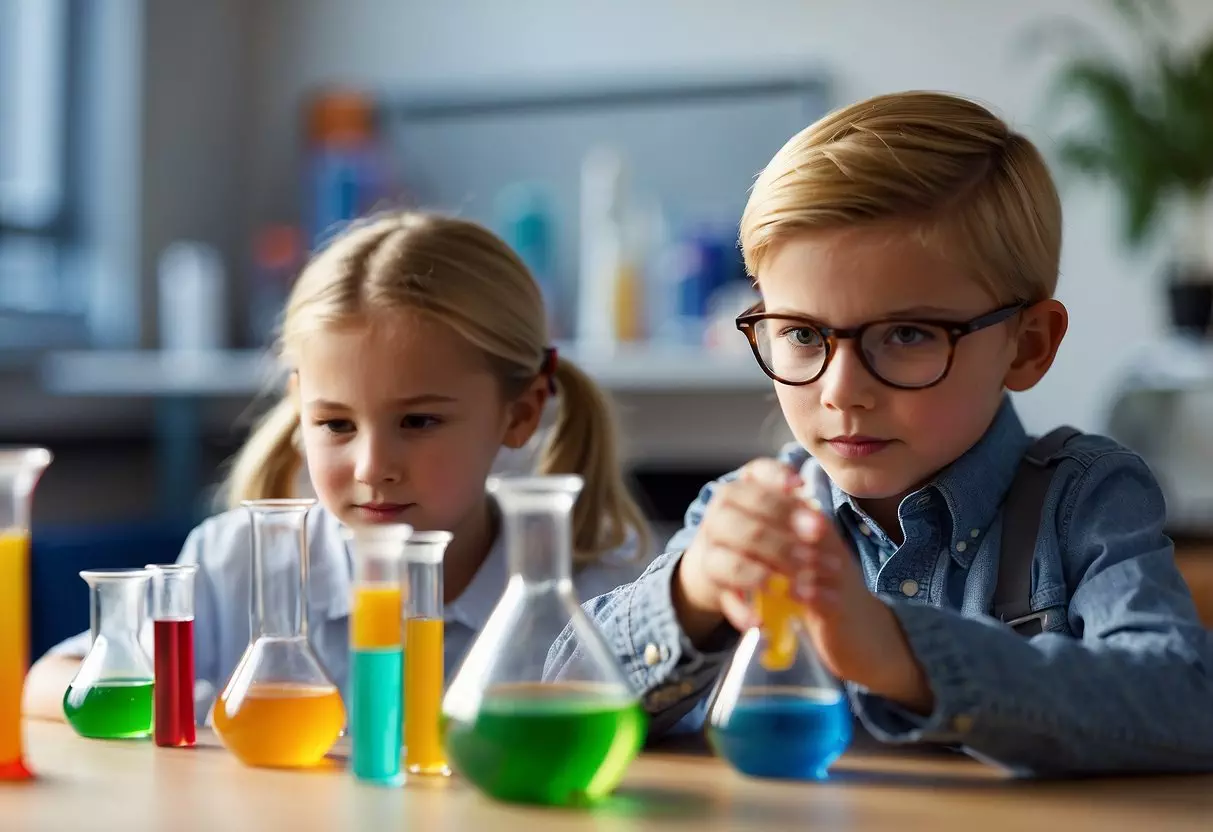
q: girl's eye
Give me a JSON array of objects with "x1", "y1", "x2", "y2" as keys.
[
  {"x1": 401, "y1": 414, "x2": 443, "y2": 430},
  {"x1": 318, "y1": 419, "x2": 355, "y2": 435}
]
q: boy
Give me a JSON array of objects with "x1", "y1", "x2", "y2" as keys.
[{"x1": 548, "y1": 91, "x2": 1213, "y2": 776}]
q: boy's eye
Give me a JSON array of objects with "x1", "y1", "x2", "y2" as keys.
[
  {"x1": 401, "y1": 414, "x2": 443, "y2": 430},
  {"x1": 318, "y1": 419, "x2": 355, "y2": 435},
  {"x1": 780, "y1": 326, "x2": 824, "y2": 349}
]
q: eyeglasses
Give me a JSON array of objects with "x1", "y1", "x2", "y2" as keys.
[{"x1": 734, "y1": 301, "x2": 1027, "y2": 390}]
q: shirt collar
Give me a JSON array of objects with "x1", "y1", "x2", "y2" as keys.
[
  {"x1": 799, "y1": 395, "x2": 1030, "y2": 568},
  {"x1": 445, "y1": 532, "x2": 506, "y2": 631}
]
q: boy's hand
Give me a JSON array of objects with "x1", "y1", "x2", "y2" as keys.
[
  {"x1": 673, "y1": 459, "x2": 806, "y2": 641},
  {"x1": 791, "y1": 508, "x2": 934, "y2": 714}
]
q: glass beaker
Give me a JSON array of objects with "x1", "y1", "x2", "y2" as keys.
[
  {"x1": 212, "y1": 499, "x2": 346, "y2": 768},
  {"x1": 147, "y1": 563, "x2": 198, "y2": 748},
  {"x1": 403, "y1": 530, "x2": 452, "y2": 777},
  {"x1": 442, "y1": 476, "x2": 647, "y2": 807},
  {"x1": 345, "y1": 522, "x2": 411, "y2": 786},
  {"x1": 63, "y1": 569, "x2": 156, "y2": 739},
  {"x1": 706, "y1": 461, "x2": 852, "y2": 780},
  {"x1": 0, "y1": 447, "x2": 51, "y2": 779}
]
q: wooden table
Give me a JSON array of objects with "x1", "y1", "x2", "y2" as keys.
[{"x1": 6, "y1": 721, "x2": 1212, "y2": 831}]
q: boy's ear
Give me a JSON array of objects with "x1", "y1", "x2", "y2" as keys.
[{"x1": 1004, "y1": 299, "x2": 1068, "y2": 392}]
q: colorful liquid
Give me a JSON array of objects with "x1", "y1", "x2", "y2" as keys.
[
  {"x1": 708, "y1": 688, "x2": 852, "y2": 780},
  {"x1": 350, "y1": 648, "x2": 403, "y2": 784},
  {"x1": 212, "y1": 683, "x2": 346, "y2": 768},
  {"x1": 351, "y1": 585, "x2": 402, "y2": 648},
  {"x1": 405, "y1": 617, "x2": 446, "y2": 775},
  {"x1": 755, "y1": 575, "x2": 798, "y2": 671},
  {"x1": 443, "y1": 683, "x2": 648, "y2": 806},
  {"x1": 153, "y1": 619, "x2": 196, "y2": 747},
  {"x1": 62, "y1": 679, "x2": 155, "y2": 739},
  {"x1": 0, "y1": 531, "x2": 31, "y2": 779}
]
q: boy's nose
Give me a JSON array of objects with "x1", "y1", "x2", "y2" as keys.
[{"x1": 818, "y1": 341, "x2": 878, "y2": 411}]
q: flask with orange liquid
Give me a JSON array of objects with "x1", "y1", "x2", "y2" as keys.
[
  {"x1": 212, "y1": 500, "x2": 346, "y2": 768},
  {"x1": 0, "y1": 448, "x2": 52, "y2": 780},
  {"x1": 403, "y1": 531, "x2": 452, "y2": 777},
  {"x1": 706, "y1": 459, "x2": 853, "y2": 780}
]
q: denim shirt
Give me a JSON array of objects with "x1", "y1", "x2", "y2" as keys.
[{"x1": 547, "y1": 397, "x2": 1213, "y2": 776}]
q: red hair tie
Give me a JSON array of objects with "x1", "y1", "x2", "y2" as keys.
[{"x1": 542, "y1": 346, "x2": 558, "y2": 395}]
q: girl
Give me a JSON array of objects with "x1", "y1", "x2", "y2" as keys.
[{"x1": 28, "y1": 211, "x2": 651, "y2": 723}]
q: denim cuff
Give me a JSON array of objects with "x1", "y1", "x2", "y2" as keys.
[{"x1": 850, "y1": 598, "x2": 983, "y2": 744}]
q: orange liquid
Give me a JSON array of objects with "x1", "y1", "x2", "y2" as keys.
[
  {"x1": 0, "y1": 531, "x2": 32, "y2": 780},
  {"x1": 405, "y1": 618, "x2": 447, "y2": 774},
  {"x1": 212, "y1": 683, "x2": 345, "y2": 768},
  {"x1": 755, "y1": 574, "x2": 798, "y2": 672},
  {"x1": 351, "y1": 585, "x2": 402, "y2": 650}
]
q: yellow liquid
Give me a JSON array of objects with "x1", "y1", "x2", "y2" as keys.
[
  {"x1": 405, "y1": 618, "x2": 447, "y2": 774},
  {"x1": 352, "y1": 585, "x2": 402, "y2": 650},
  {"x1": 755, "y1": 574, "x2": 798, "y2": 671},
  {"x1": 212, "y1": 683, "x2": 346, "y2": 768},
  {"x1": 0, "y1": 531, "x2": 31, "y2": 780}
]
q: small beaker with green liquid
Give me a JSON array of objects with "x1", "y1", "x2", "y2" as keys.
[
  {"x1": 442, "y1": 476, "x2": 647, "y2": 808},
  {"x1": 64, "y1": 568, "x2": 155, "y2": 739}
]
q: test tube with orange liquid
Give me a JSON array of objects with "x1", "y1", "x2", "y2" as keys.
[
  {"x1": 0, "y1": 448, "x2": 51, "y2": 781},
  {"x1": 212, "y1": 500, "x2": 346, "y2": 768},
  {"x1": 403, "y1": 531, "x2": 453, "y2": 776}
]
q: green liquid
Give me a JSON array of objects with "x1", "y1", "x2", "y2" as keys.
[
  {"x1": 443, "y1": 686, "x2": 648, "y2": 807},
  {"x1": 63, "y1": 679, "x2": 154, "y2": 739}
]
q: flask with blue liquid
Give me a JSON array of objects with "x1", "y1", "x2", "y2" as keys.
[{"x1": 706, "y1": 459, "x2": 853, "y2": 780}]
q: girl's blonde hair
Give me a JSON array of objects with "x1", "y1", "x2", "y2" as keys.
[
  {"x1": 225, "y1": 211, "x2": 649, "y2": 565},
  {"x1": 740, "y1": 90, "x2": 1063, "y2": 303}
]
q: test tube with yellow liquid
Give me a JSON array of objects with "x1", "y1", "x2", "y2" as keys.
[
  {"x1": 403, "y1": 531, "x2": 452, "y2": 777},
  {"x1": 0, "y1": 449, "x2": 52, "y2": 781},
  {"x1": 346, "y1": 523, "x2": 411, "y2": 786}
]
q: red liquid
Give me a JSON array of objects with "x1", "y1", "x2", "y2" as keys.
[{"x1": 153, "y1": 619, "x2": 196, "y2": 747}]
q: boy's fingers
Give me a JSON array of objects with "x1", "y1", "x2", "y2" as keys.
[
  {"x1": 703, "y1": 544, "x2": 768, "y2": 591},
  {"x1": 739, "y1": 458, "x2": 801, "y2": 492},
  {"x1": 720, "y1": 590, "x2": 756, "y2": 632},
  {"x1": 719, "y1": 479, "x2": 801, "y2": 525},
  {"x1": 708, "y1": 506, "x2": 799, "y2": 565}
]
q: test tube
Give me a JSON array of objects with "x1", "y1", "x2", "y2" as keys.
[
  {"x1": 347, "y1": 524, "x2": 411, "y2": 786},
  {"x1": 147, "y1": 563, "x2": 198, "y2": 748},
  {"x1": 404, "y1": 531, "x2": 452, "y2": 776}
]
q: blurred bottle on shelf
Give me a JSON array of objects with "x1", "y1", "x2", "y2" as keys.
[{"x1": 248, "y1": 225, "x2": 303, "y2": 350}]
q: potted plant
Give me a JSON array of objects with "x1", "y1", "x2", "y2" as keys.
[{"x1": 1030, "y1": 0, "x2": 1213, "y2": 336}]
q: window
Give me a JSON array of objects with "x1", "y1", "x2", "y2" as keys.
[{"x1": 0, "y1": 0, "x2": 85, "y2": 348}]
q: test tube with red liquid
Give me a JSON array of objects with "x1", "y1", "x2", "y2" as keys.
[{"x1": 148, "y1": 564, "x2": 198, "y2": 748}]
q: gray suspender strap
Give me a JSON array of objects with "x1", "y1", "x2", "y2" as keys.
[{"x1": 994, "y1": 426, "x2": 1082, "y2": 636}]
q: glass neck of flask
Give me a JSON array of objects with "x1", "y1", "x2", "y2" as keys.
[
  {"x1": 247, "y1": 503, "x2": 312, "y2": 640},
  {"x1": 88, "y1": 577, "x2": 149, "y2": 643},
  {"x1": 496, "y1": 487, "x2": 577, "y2": 587}
]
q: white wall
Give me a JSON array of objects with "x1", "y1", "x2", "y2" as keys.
[{"x1": 236, "y1": 0, "x2": 1213, "y2": 461}]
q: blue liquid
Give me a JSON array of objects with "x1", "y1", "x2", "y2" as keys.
[
  {"x1": 708, "y1": 688, "x2": 852, "y2": 780},
  {"x1": 350, "y1": 647, "x2": 404, "y2": 785}
]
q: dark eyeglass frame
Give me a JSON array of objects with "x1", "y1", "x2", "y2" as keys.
[{"x1": 734, "y1": 301, "x2": 1029, "y2": 390}]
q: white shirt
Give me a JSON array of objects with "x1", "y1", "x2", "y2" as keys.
[{"x1": 50, "y1": 504, "x2": 650, "y2": 724}]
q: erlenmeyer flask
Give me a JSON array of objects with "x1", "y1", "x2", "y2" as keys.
[
  {"x1": 212, "y1": 499, "x2": 346, "y2": 768},
  {"x1": 442, "y1": 475, "x2": 647, "y2": 807},
  {"x1": 0, "y1": 447, "x2": 51, "y2": 779},
  {"x1": 706, "y1": 458, "x2": 852, "y2": 780},
  {"x1": 63, "y1": 568, "x2": 156, "y2": 739}
]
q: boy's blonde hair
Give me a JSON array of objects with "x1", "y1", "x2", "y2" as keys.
[
  {"x1": 225, "y1": 211, "x2": 648, "y2": 566},
  {"x1": 740, "y1": 91, "x2": 1062, "y2": 303}
]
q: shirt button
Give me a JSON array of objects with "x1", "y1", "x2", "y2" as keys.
[
  {"x1": 899, "y1": 579, "x2": 919, "y2": 597},
  {"x1": 956, "y1": 541, "x2": 968, "y2": 553},
  {"x1": 643, "y1": 643, "x2": 662, "y2": 666},
  {"x1": 858, "y1": 523, "x2": 872, "y2": 537},
  {"x1": 969, "y1": 528, "x2": 980, "y2": 539}
]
